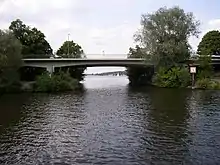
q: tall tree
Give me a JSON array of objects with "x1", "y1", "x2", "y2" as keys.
[
  {"x1": 56, "y1": 40, "x2": 84, "y2": 58},
  {"x1": 134, "y1": 6, "x2": 200, "y2": 69},
  {"x1": 0, "y1": 30, "x2": 22, "y2": 91},
  {"x1": 9, "y1": 19, "x2": 53, "y2": 57},
  {"x1": 9, "y1": 19, "x2": 53, "y2": 81},
  {"x1": 56, "y1": 40, "x2": 86, "y2": 81}
]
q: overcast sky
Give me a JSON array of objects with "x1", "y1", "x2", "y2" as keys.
[{"x1": 0, "y1": 0, "x2": 220, "y2": 73}]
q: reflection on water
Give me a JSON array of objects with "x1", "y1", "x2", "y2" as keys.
[{"x1": 0, "y1": 76, "x2": 220, "y2": 164}]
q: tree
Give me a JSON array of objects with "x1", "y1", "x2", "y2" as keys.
[
  {"x1": 56, "y1": 41, "x2": 84, "y2": 58},
  {"x1": 0, "y1": 30, "x2": 22, "y2": 92},
  {"x1": 9, "y1": 19, "x2": 53, "y2": 81},
  {"x1": 134, "y1": 6, "x2": 200, "y2": 69},
  {"x1": 197, "y1": 30, "x2": 220, "y2": 55},
  {"x1": 9, "y1": 19, "x2": 53, "y2": 57},
  {"x1": 196, "y1": 30, "x2": 220, "y2": 79},
  {"x1": 127, "y1": 45, "x2": 146, "y2": 58},
  {"x1": 56, "y1": 40, "x2": 86, "y2": 81},
  {"x1": 127, "y1": 45, "x2": 154, "y2": 85}
]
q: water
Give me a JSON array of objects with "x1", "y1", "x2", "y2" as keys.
[{"x1": 0, "y1": 76, "x2": 220, "y2": 165}]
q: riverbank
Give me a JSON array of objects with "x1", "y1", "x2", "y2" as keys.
[
  {"x1": 1, "y1": 74, "x2": 220, "y2": 95},
  {"x1": 0, "y1": 72, "x2": 82, "y2": 95}
]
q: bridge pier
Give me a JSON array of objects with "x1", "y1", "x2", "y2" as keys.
[{"x1": 46, "y1": 65, "x2": 55, "y2": 75}]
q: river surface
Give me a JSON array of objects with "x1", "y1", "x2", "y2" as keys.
[{"x1": 0, "y1": 76, "x2": 220, "y2": 165}]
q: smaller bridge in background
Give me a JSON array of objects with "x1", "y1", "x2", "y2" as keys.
[{"x1": 88, "y1": 71, "x2": 127, "y2": 76}]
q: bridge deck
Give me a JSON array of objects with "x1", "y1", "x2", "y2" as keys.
[
  {"x1": 22, "y1": 58, "x2": 150, "y2": 70},
  {"x1": 22, "y1": 58, "x2": 143, "y2": 61}
]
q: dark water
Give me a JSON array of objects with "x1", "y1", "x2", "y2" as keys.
[{"x1": 0, "y1": 76, "x2": 220, "y2": 165}]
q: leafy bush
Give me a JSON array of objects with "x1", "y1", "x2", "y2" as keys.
[
  {"x1": 195, "y1": 78, "x2": 210, "y2": 89},
  {"x1": 195, "y1": 78, "x2": 220, "y2": 89},
  {"x1": 210, "y1": 80, "x2": 220, "y2": 89},
  {"x1": 196, "y1": 55, "x2": 213, "y2": 80},
  {"x1": 153, "y1": 67, "x2": 191, "y2": 88},
  {"x1": 34, "y1": 71, "x2": 79, "y2": 92}
]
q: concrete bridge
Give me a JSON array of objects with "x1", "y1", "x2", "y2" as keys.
[
  {"x1": 21, "y1": 55, "x2": 220, "y2": 74},
  {"x1": 22, "y1": 58, "x2": 149, "y2": 74}
]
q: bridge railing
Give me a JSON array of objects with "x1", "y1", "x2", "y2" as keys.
[{"x1": 190, "y1": 55, "x2": 220, "y2": 60}]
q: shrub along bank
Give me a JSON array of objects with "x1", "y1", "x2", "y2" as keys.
[
  {"x1": 152, "y1": 67, "x2": 191, "y2": 88},
  {"x1": 34, "y1": 71, "x2": 80, "y2": 93}
]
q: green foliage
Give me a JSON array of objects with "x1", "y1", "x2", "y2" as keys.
[
  {"x1": 153, "y1": 67, "x2": 191, "y2": 88},
  {"x1": 195, "y1": 78, "x2": 220, "y2": 89},
  {"x1": 128, "y1": 45, "x2": 146, "y2": 58},
  {"x1": 195, "y1": 30, "x2": 220, "y2": 80},
  {"x1": 134, "y1": 6, "x2": 200, "y2": 69},
  {"x1": 210, "y1": 81, "x2": 220, "y2": 89},
  {"x1": 127, "y1": 66, "x2": 154, "y2": 86},
  {"x1": 197, "y1": 55, "x2": 213, "y2": 79},
  {"x1": 0, "y1": 30, "x2": 22, "y2": 93},
  {"x1": 56, "y1": 41, "x2": 84, "y2": 58},
  {"x1": 34, "y1": 71, "x2": 79, "y2": 92},
  {"x1": 197, "y1": 30, "x2": 220, "y2": 55},
  {"x1": 195, "y1": 78, "x2": 210, "y2": 89},
  {"x1": 55, "y1": 67, "x2": 85, "y2": 81},
  {"x1": 9, "y1": 19, "x2": 53, "y2": 57},
  {"x1": 56, "y1": 40, "x2": 86, "y2": 81},
  {"x1": 127, "y1": 45, "x2": 154, "y2": 85},
  {"x1": 9, "y1": 19, "x2": 53, "y2": 81}
]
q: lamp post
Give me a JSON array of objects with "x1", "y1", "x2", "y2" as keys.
[{"x1": 68, "y1": 33, "x2": 70, "y2": 56}]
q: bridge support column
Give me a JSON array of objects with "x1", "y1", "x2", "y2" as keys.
[{"x1": 46, "y1": 65, "x2": 54, "y2": 76}]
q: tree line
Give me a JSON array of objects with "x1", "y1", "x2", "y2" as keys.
[{"x1": 0, "y1": 19, "x2": 85, "y2": 93}]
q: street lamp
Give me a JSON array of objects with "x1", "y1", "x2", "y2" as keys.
[{"x1": 68, "y1": 33, "x2": 70, "y2": 56}]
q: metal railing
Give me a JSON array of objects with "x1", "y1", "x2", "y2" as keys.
[{"x1": 190, "y1": 54, "x2": 220, "y2": 60}]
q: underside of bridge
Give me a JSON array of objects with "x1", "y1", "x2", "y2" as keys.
[
  {"x1": 126, "y1": 66, "x2": 155, "y2": 86},
  {"x1": 19, "y1": 64, "x2": 155, "y2": 85}
]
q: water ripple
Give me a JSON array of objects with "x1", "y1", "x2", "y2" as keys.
[{"x1": 0, "y1": 78, "x2": 220, "y2": 164}]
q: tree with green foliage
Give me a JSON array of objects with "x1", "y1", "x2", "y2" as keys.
[
  {"x1": 196, "y1": 30, "x2": 220, "y2": 79},
  {"x1": 56, "y1": 40, "x2": 86, "y2": 81},
  {"x1": 197, "y1": 30, "x2": 220, "y2": 55},
  {"x1": 9, "y1": 19, "x2": 53, "y2": 57},
  {"x1": 127, "y1": 45, "x2": 154, "y2": 85},
  {"x1": 194, "y1": 30, "x2": 220, "y2": 89},
  {"x1": 0, "y1": 30, "x2": 22, "y2": 93},
  {"x1": 56, "y1": 41, "x2": 84, "y2": 58},
  {"x1": 132, "y1": 6, "x2": 200, "y2": 88},
  {"x1": 127, "y1": 45, "x2": 146, "y2": 58},
  {"x1": 134, "y1": 6, "x2": 200, "y2": 69},
  {"x1": 9, "y1": 19, "x2": 53, "y2": 81}
]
